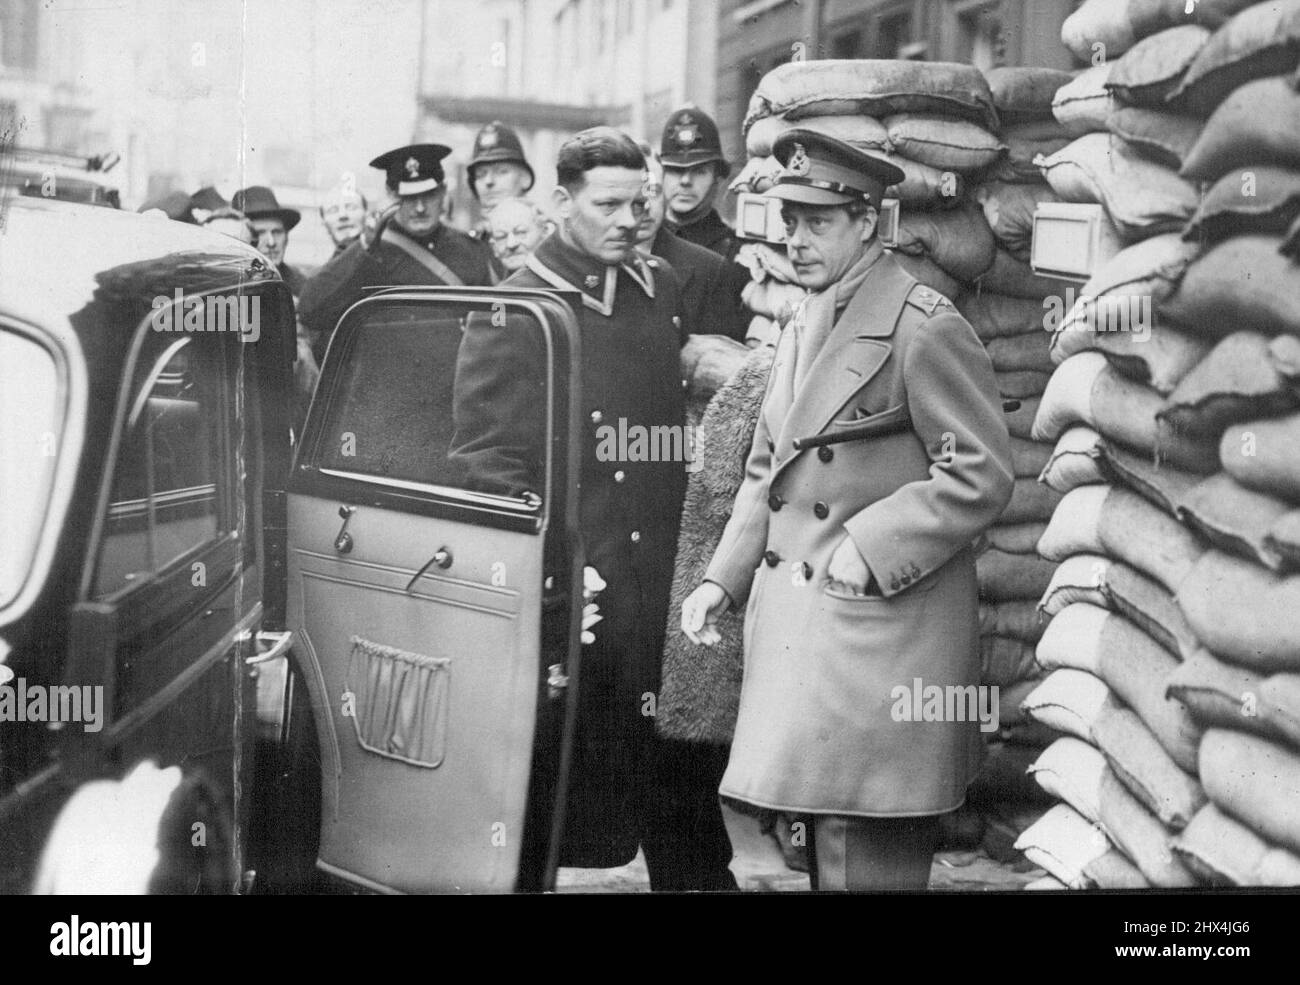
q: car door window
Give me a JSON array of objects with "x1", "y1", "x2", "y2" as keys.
[{"x1": 93, "y1": 332, "x2": 231, "y2": 598}]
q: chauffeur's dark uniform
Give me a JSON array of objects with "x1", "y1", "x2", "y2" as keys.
[{"x1": 449, "y1": 231, "x2": 735, "y2": 889}]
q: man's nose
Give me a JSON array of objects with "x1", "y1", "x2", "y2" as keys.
[
  {"x1": 786, "y1": 224, "x2": 808, "y2": 249},
  {"x1": 413, "y1": 198, "x2": 427, "y2": 214}
]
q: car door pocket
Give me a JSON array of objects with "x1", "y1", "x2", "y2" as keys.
[{"x1": 346, "y1": 635, "x2": 450, "y2": 768}]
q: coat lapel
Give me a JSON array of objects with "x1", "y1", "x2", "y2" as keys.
[{"x1": 771, "y1": 251, "x2": 916, "y2": 477}]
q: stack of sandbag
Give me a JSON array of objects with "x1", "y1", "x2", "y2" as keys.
[{"x1": 741, "y1": 59, "x2": 1007, "y2": 299}]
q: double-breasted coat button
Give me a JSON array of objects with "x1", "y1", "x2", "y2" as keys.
[
  {"x1": 614, "y1": 470, "x2": 626, "y2": 483},
  {"x1": 818, "y1": 446, "x2": 833, "y2": 462},
  {"x1": 763, "y1": 550, "x2": 780, "y2": 567},
  {"x1": 813, "y1": 501, "x2": 829, "y2": 519},
  {"x1": 768, "y1": 492, "x2": 784, "y2": 511},
  {"x1": 590, "y1": 410, "x2": 603, "y2": 424},
  {"x1": 630, "y1": 530, "x2": 641, "y2": 544},
  {"x1": 890, "y1": 576, "x2": 900, "y2": 591},
  {"x1": 901, "y1": 573, "x2": 912, "y2": 586}
]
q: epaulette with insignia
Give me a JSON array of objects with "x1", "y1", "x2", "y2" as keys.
[{"x1": 905, "y1": 283, "x2": 953, "y2": 316}]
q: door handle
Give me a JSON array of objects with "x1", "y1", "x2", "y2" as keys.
[
  {"x1": 334, "y1": 504, "x2": 356, "y2": 553},
  {"x1": 404, "y1": 547, "x2": 454, "y2": 594},
  {"x1": 242, "y1": 629, "x2": 295, "y2": 666}
]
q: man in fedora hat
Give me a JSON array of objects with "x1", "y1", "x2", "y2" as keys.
[
  {"x1": 681, "y1": 129, "x2": 1013, "y2": 891},
  {"x1": 298, "y1": 143, "x2": 500, "y2": 363},
  {"x1": 233, "y1": 185, "x2": 306, "y2": 297},
  {"x1": 659, "y1": 106, "x2": 739, "y2": 262}
]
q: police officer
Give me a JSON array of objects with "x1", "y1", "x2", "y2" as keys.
[
  {"x1": 449, "y1": 126, "x2": 735, "y2": 891},
  {"x1": 682, "y1": 130, "x2": 1014, "y2": 891},
  {"x1": 298, "y1": 143, "x2": 500, "y2": 362},
  {"x1": 467, "y1": 120, "x2": 535, "y2": 239},
  {"x1": 659, "y1": 106, "x2": 739, "y2": 262}
]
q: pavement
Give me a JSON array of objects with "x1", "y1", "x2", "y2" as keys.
[{"x1": 556, "y1": 803, "x2": 1046, "y2": 893}]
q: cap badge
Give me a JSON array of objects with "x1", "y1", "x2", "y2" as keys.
[
  {"x1": 584, "y1": 274, "x2": 600, "y2": 289},
  {"x1": 405, "y1": 156, "x2": 421, "y2": 178},
  {"x1": 481, "y1": 129, "x2": 498, "y2": 148},
  {"x1": 787, "y1": 143, "x2": 811, "y2": 177}
]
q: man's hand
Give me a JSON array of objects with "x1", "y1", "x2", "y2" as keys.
[
  {"x1": 360, "y1": 203, "x2": 400, "y2": 252},
  {"x1": 581, "y1": 566, "x2": 606, "y2": 645},
  {"x1": 681, "y1": 582, "x2": 732, "y2": 647},
  {"x1": 828, "y1": 535, "x2": 878, "y2": 596}
]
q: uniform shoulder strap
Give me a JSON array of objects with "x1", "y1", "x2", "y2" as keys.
[{"x1": 381, "y1": 226, "x2": 465, "y2": 286}]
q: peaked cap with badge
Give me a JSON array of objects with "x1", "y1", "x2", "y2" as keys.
[
  {"x1": 467, "y1": 121, "x2": 535, "y2": 195},
  {"x1": 370, "y1": 143, "x2": 452, "y2": 196},
  {"x1": 767, "y1": 128, "x2": 904, "y2": 208}
]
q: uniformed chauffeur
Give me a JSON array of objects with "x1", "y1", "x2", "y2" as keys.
[
  {"x1": 449, "y1": 126, "x2": 736, "y2": 891},
  {"x1": 659, "y1": 107, "x2": 740, "y2": 262},
  {"x1": 298, "y1": 143, "x2": 501, "y2": 363},
  {"x1": 682, "y1": 129, "x2": 1014, "y2": 891}
]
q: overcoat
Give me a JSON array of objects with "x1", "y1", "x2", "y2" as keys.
[
  {"x1": 449, "y1": 232, "x2": 689, "y2": 866},
  {"x1": 704, "y1": 244, "x2": 1014, "y2": 817}
]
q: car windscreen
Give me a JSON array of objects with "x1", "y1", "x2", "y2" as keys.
[{"x1": 0, "y1": 328, "x2": 62, "y2": 609}]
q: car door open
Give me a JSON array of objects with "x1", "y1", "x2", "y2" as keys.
[{"x1": 287, "y1": 287, "x2": 582, "y2": 893}]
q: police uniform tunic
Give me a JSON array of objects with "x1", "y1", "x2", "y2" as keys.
[
  {"x1": 449, "y1": 231, "x2": 689, "y2": 867},
  {"x1": 667, "y1": 207, "x2": 740, "y2": 263}
]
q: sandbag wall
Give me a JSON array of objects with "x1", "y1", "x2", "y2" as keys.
[{"x1": 1012, "y1": 0, "x2": 1300, "y2": 889}]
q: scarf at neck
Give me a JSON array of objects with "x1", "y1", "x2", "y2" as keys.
[{"x1": 791, "y1": 240, "x2": 884, "y2": 391}]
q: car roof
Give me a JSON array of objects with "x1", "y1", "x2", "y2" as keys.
[{"x1": 0, "y1": 195, "x2": 275, "y2": 345}]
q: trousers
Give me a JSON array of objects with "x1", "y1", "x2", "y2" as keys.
[{"x1": 808, "y1": 813, "x2": 940, "y2": 891}]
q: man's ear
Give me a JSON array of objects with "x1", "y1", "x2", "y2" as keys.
[
  {"x1": 552, "y1": 185, "x2": 574, "y2": 221},
  {"x1": 859, "y1": 207, "x2": 879, "y2": 243}
]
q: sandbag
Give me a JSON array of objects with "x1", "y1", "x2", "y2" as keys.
[
  {"x1": 1034, "y1": 352, "x2": 1221, "y2": 472},
  {"x1": 1013, "y1": 802, "x2": 1113, "y2": 889},
  {"x1": 1060, "y1": 0, "x2": 1256, "y2": 63},
  {"x1": 976, "y1": 548, "x2": 1062, "y2": 602},
  {"x1": 976, "y1": 181, "x2": 1062, "y2": 261},
  {"x1": 1199, "y1": 727, "x2": 1300, "y2": 854},
  {"x1": 1093, "y1": 700, "x2": 1207, "y2": 829},
  {"x1": 1105, "y1": 106, "x2": 1203, "y2": 170},
  {"x1": 998, "y1": 673, "x2": 1049, "y2": 728},
  {"x1": 1053, "y1": 318, "x2": 1210, "y2": 396},
  {"x1": 979, "y1": 598, "x2": 1047, "y2": 642},
  {"x1": 1095, "y1": 440, "x2": 1200, "y2": 516},
  {"x1": 975, "y1": 250, "x2": 1080, "y2": 302},
  {"x1": 986, "y1": 521, "x2": 1050, "y2": 555},
  {"x1": 1030, "y1": 737, "x2": 1107, "y2": 822},
  {"x1": 1159, "y1": 332, "x2": 1300, "y2": 437},
  {"x1": 1104, "y1": 557, "x2": 1199, "y2": 657},
  {"x1": 1177, "y1": 550, "x2": 1300, "y2": 671},
  {"x1": 1097, "y1": 765, "x2": 1198, "y2": 886},
  {"x1": 989, "y1": 126, "x2": 1074, "y2": 184},
  {"x1": 883, "y1": 113, "x2": 1006, "y2": 173},
  {"x1": 981, "y1": 634, "x2": 1041, "y2": 687},
  {"x1": 1052, "y1": 64, "x2": 1116, "y2": 137},
  {"x1": 955, "y1": 290, "x2": 1047, "y2": 339},
  {"x1": 1106, "y1": 24, "x2": 1210, "y2": 107},
  {"x1": 888, "y1": 252, "x2": 963, "y2": 301},
  {"x1": 1271, "y1": 334, "x2": 1300, "y2": 380},
  {"x1": 1009, "y1": 436, "x2": 1054, "y2": 477},
  {"x1": 885, "y1": 153, "x2": 967, "y2": 207},
  {"x1": 1268, "y1": 512, "x2": 1300, "y2": 572},
  {"x1": 1083, "y1": 849, "x2": 1152, "y2": 888},
  {"x1": 1039, "y1": 485, "x2": 1206, "y2": 593},
  {"x1": 1095, "y1": 613, "x2": 1203, "y2": 772},
  {"x1": 1039, "y1": 554, "x2": 1113, "y2": 617},
  {"x1": 1040, "y1": 425, "x2": 1106, "y2": 494},
  {"x1": 986, "y1": 67, "x2": 1075, "y2": 123},
  {"x1": 1035, "y1": 601, "x2": 1110, "y2": 676},
  {"x1": 893, "y1": 202, "x2": 997, "y2": 282},
  {"x1": 1004, "y1": 395, "x2": 1041, "y2": 441},
  {"x1": 1166, "y1": 646, "x2": 1300, "y2": 750},
  {"x1": 1181, "y1": 77, "x2": 1300, "y2": 180},
  {"x1": 1185, "y1": 165, "x2": 1300, "y2": 242},
  {"x1": 1173, "y1": 802, "x2": 1300, "y2": 886},
  {"x1": 744, "y1": 113, "x2": 891, "y2": 158},
  {"x1": 744, "y1": 59, "x2": 1000, "y2": 133},
  {"x1": 1022, "y1": 668, "x2": 1112, "y2": 741},
  {"x1": 1168, "y1": 0, "x2": 1300, "y2": 117},
  {"x1": 1037, "y1": 132, "x2": 1201, "y2": 241},
  {"x1": 1180, "y1": 472, "x2": 1295, "y2": 572},
  {"x1": 1001, "y1": 475, "x2": 1064, "y2": 524},
  {"x1": 1163, "y1": 235, "x2": 1300, "y2": 339}
]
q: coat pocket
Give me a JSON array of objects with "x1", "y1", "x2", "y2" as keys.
[{"x1": 829, "y1": 401, "x2": 910, "y2": 436}]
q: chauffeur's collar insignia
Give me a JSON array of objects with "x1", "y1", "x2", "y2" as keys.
[{"x1": 787, "y1": 142, "x2": 811, "y2": 176}]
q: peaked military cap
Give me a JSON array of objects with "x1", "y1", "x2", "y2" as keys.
[
  {"x1": 659, "y1": 106, "x2": 729, "y2": 177},
  {"x1": 468, "y1": 121, "x2": 534, "y2": 188},
  {"x1": 767, "y1": 128, "x2": 905, "y2": 208},
  {"x1": 369, "y1": 143, "x2": 452, "y2": 196}
]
